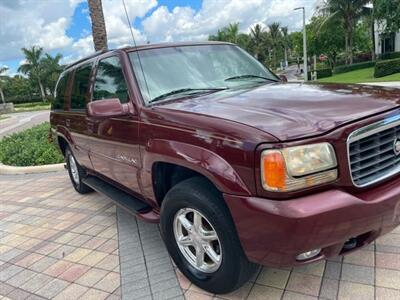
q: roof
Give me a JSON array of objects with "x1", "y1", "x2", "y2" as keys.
[{"x1": 64, "y1": 41, "x2": 234, "y2": 70}]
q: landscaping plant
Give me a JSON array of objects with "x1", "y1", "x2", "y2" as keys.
[{"x1": 0, "y1": 122, "x2": 64, "y2": 166}]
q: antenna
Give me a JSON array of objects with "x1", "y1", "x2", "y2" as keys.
[{"x1": 121, "y1": 0, "x2": 150, "y2": 99}]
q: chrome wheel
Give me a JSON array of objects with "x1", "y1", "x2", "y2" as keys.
[
  {"x1": 68, "y1": 154, "x2": 79, "y2": 185},
  {"x1": 173, "y1": 208, "x2": 222, "y2": 273}
]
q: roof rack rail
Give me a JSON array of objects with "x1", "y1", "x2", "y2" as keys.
[{"x1": 64, "y1": 49, "x2": 109, "y2": 70}]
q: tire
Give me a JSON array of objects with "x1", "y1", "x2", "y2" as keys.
[
  {"x1": 160, "y1": 177, "x2": 257, "y2": 294},
  {"x1": 65, "y1": 147, "x2": 93, "y2": 194}
]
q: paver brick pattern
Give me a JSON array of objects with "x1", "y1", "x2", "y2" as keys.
[{"x1": 1, "y1": 172, "x2": 400, "y2": 300}]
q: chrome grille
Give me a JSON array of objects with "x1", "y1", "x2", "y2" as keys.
[{"x1": 348, "y1": 115, "x2": 400, "y2": 187}]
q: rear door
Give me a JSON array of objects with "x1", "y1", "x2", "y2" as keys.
[
  {"x1": 65, "y1": 63, "x2": 94, "y2": 168},
  {"x1": 87, "y1": 54, "x2": 142, "y2": 194}
]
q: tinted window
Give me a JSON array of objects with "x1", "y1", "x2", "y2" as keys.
[
  {"x1": 93, "y1": 56, "x2": 129, "y2": 103},
  {"x1": 52, "y1": 72, "x2": 69, "y2": 110},
  {"x1": 71, "y1": 64, "x2": 92, "y2": 110}
]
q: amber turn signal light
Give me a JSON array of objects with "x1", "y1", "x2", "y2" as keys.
[{"x1": 261, "y1": 151, "x2": 286, "y2": 191}]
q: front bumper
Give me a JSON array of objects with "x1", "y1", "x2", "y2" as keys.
[{"x1": 224, "y1": 175, "x2": 400, "y2": 267}]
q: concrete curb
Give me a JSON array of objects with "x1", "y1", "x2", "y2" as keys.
[{"x1": 0, "y1": 163, "x2": 65, "y2": 175}]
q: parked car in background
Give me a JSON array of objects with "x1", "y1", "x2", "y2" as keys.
[{"x1": 50, "y1": 42, "x2": 400, "y2": 293}]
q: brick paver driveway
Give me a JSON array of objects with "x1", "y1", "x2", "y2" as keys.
[{"x1": 1, "y1": 172, "x2": 400, "y2": 300}]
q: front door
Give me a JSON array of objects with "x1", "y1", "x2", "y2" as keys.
[{"x1": 87, "y1": 54, "x2": 142, "y2": 194}]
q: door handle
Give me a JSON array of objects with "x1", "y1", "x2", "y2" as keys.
[{"x1": 66, "y1": 119, "x2": 70, "y2": 127}]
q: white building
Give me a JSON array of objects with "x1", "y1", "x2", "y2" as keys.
[{"x1": 374, "y1": 23, "x2": 400, "y2": 55}]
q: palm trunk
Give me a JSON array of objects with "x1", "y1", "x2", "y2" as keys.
[
  {"x1": 88, "y1": 0, "x2": 108, "y2": 51},
  {"x1": 371, "y1": 20, "x2": 376, "y2": 60},
  {"x1": 349, "y1": 28, "x2": 354, "y2": 65},
  {"x1": 38, "y1": 80, "x2": 46, "y2": 102},
  {"x1": 0, "y1": 88, "x2": 5, "y2": 105}
]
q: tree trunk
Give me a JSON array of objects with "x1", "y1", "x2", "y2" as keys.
[
  {"x1": 349, "y1": 27, "x2": 354, "y2": 65},
  {"x1": 371, "y1": 19, "x2": 376, "y2": 60},
  {"x1": 0, "y1": 88, "x2": 5, "y2": 105},
  {"x1": 345, "y1": 34, "x2": 349, "y2": 65},
  {"x1": 38, "y1": 80, "x2": 46, "y2": 102},
  {"x1": 88, "y1": 0, "x2": 108, "y2": 51}
]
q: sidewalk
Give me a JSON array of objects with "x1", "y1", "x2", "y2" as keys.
[{"x1": 1, "y1": 172, "x2": 400, "y2": 300}]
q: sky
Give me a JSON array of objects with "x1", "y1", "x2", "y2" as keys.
[{"x1": 0, "y1": 0, "x2": 318, "y2": 75}]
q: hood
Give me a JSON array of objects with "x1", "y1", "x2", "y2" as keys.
[{"x1": 158, "y1": 83, "x2": 400, "y2": 141}]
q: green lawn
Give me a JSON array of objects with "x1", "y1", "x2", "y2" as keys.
[
  {"x1": 318, "y1": 67, "x2": 400, "y2": 84},
  {"x1": 13, "y1": 102, "x2": 50, "y2": 112}
]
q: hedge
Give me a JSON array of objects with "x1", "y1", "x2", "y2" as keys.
[
  {"x1": 333, "y1": 61, "x2": 376, "y2": 74},
  {"x1": 308, "y1": 68, "x2": 332, "y2": 80},
  {"x1": 374, "y1": 58, "x2": 400, "y2": 78},
  {"x1": 378, "y1": 52, "x2": 400, "y2": 61},
  {"x1": 5, "y1": 95, "x2": 43, "y2": 104},
  {"x1": 0, "y1": 122, "x2": 64, "y2": 166}
]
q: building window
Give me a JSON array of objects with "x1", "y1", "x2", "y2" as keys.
[{"x1": 381, "y1": 33, "x2": 396, "y2": 53}]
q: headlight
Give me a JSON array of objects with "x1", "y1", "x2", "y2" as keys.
[{"x1": 261, "y1": 143, "x2": 338, "y2": 192}]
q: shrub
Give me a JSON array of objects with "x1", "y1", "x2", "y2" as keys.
[
  {"x1": 374, "y1": 58, "x2": 400, "y2": 78},
  {"x1": 333, "y1": 61, "x2": 376, "y2": 74},
  {"x1": 308, "y1": 68, "x2": 332, "y2": 80},
  {"x1": 0, "y1": 122, "x2": 64, "y2": 166},
  {"x1": 5, "y1": 95, "x2": 43, "y2": 104},
  {"x1": 378, "y1": 52, "x2": 400, "y2": 61}
]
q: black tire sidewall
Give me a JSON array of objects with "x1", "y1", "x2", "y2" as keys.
[
  {"x1": 160, "y1": 178, "x2": 249, "y2": 293},
  {"x1": 65, "y1": 147, "x2": 90, "y2": 193}
]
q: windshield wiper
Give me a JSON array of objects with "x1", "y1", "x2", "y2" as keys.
[
  {"x1": 224, "y1": 75, "x2": 278, "y2": 82},
  {"x1": 149, "y1": 87, "x2": 228, "y2": 103}
]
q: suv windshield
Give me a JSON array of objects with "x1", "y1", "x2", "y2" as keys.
[{"x1": 129, "y1": 44, "x2": 278, "y2": 104}]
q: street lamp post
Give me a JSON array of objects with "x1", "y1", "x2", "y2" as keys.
[{"x1": 294, "y1": 7, "x2": 308, "y2": 82}]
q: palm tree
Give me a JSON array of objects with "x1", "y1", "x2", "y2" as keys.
[
  {"x1": 250, "y1": 24, "x2": 264, "y2": 59},
  {"x1": 281, "y1": 26, "x2": 290, "y2": 67},
  {"x1": 268, "y1": 22, "x2": 282, "y2": 69},
  {"x1": 226, "y1": 23, "x2": 240, "y2": 43},
  {"x1": 319, "y1": 0, "x2": 370, "y2": 64},
  {"x1": 88, "y1": 0, "x2": 108, "y2": 51},
  {"x1": 0, "y1": 66, "x2": 8, "y2": 104},
  {"x1": 18, "y1": 46, "x2": 46, "y2": 101},
  {"x1": 40, "y1": 53, "x2": 63, "y2": 96}
]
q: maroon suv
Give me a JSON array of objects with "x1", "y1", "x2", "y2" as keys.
[{"x1": 50, "y1": 42, "x2": 400, "y2": 293}]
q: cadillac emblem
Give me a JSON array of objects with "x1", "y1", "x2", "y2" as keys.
[{"x1": 394, "y1": 139, "x2": 400, "y2": 156}]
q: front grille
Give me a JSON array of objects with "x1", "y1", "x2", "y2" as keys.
[{"x1": 348, "y1": 116, "x2": 400, "y2": 187}]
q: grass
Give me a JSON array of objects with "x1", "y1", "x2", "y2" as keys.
[
  {"x1": 0, "y1": 115, "x2": 9, "y2": 121},
  {"x1": 0, "y1": 122, "x2": 64, "y2": 166},
  {"x1": 318, "y1": 67, "x2": 400, "y2": 84},
  {"x1": 13, "y1": 102, "x2": 50, "y2": 112}
]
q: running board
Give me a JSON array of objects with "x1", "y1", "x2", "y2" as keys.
[{"x1": 82, "y1": 176, "x2": 151, "y2": 214}]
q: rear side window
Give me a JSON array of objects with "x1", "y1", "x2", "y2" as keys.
[
  {"x1": 52, "y1": 72, "x2": 69, "y2": 110},
  {"x1": 71, "y1": 64, "x2": 92, "y2": 110},
  {"x1": 93, "y1": 56, "x2": 129, "y2": 103}
]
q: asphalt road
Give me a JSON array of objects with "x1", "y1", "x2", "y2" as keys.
[{"x1": 0, "y1": 110, "x2": 50, "y2": 139}]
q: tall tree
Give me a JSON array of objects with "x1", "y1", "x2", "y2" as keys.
[
  {"x1": 319, "y1": 0, "x2": 370, "y2": 64},
  {"x1": 281, "y1": 26, "x2": 290, "y2": 66},
  {"x1": 40, "y1": 53, "x2": 63, "y2": 96},
  {"x1": 250, "y1": 24, "x2": 264, "y2": 59},
  {"x1": 0, "y1": 67, "x2": 8, "y2": 104},
  {"x1": 18, "y1": 46, "x2": 46, "y2": 101},
  {"x1": 88, "y1": 0, "x2": 108, "y2": 51},
  {"x1": 226, "y1": 23, "x2": 240, "y2": 43},
  {"x1": 268, "y1": 22, "x2": 282, "y2": 69},
  {"x1": 373, "y1": 0, "x2": 400, "y2": 34}
]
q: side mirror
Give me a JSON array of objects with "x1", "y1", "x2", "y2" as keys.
[
  {"x1": 87, "y1": 98, "x2": 129, "y2": 118},
  {"x1": 279, "y1": 75, "x2": 288, "y2": 83}
]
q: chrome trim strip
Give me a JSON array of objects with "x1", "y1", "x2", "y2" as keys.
[{"x1": 347, "y1": 113, "x2": 400, "y2": 188}]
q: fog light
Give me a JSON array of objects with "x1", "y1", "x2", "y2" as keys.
[{"x1": 296, "y1": 249, "x2": 321, "y2": 261}]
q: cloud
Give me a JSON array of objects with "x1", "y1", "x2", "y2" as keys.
[
  {"x1": 0, "y1": 0, "x2": 80, "y2": 61},
  {"x1": 142, "y1": 0, "x2": 316, "y2": 43}
]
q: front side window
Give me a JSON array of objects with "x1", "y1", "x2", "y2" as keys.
[
  {"x1": 129, "y1": 44, "x2": 278, "y2": 104},
  {"x1": 71, "y1": 63, "x2": 92, "y2": 110},
  {"x1": 52, "y1": 71, "x2": 69, "y2": 110},
  {"x1": 93, "y1": 56, "x2": 129, "y2": 103}
]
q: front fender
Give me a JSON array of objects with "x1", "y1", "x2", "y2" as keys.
[{"x1": 140, "y1": 139, "x2": 251, "y2": 203}]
